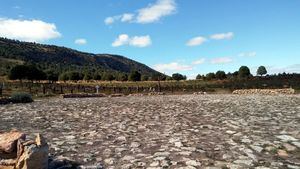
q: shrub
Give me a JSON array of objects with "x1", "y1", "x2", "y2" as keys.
[
  {"x1": 172, "y1": 73, "x2": 186, "y2": 81},
  {"x1": 10, "y1": 92, "x2": 33, "y2": 103},
  {"x1": 129, "y1": 71, "x2": 141, "y2": 81}
]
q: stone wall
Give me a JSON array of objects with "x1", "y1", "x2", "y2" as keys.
[{"x1": 232, "y1": 88, "x2": 295, "y2": 95}]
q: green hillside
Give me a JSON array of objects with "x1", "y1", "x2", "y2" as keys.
[{"x1": 0, "y1": 37, "x2": 162, "y2": 78}]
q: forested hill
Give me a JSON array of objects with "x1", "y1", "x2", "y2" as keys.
[{"x1": 0, "y1": 37, "x2": 162, "y2": 77}]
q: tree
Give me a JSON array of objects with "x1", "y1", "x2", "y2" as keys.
[
  {"x1": 129, "y1": 71, "x2": 141, "y2": 81},
  {"x1": 257, "y1": 66, "x2": 267, "y2": 76},
  {"x1": 196, "y1": 74, "x2": 204, "y2": 80},
  {"x1": 166, "y1": 76, "x2": 173, "y2": 81},
  {"x1": 117, "y1": 73, "x2": 128, "y2": 81},
  {"x1": 68, "y1": 71, "x2": 83, "y2": 81},
  {"x1": 9, "y1": 65, "x2": 46, "y2": 81},
  {"x1": 206, "y1": 72, "x2": 216, "y2": 80},
  {"x1": 9, "y1": 65, "x2": 29, "y2": 81},
  {"x1": 45, "y1": 70, "x2": 59, "y2": 82},
  {"x1": 83, "y1": 72, "x2": 93, "y2": 81},
  {"x1": 141, "y1": 75, "x2": 149, "y2": 81},
  {"x1": 215, "y1": 71, "x2": 226, "y2": 80},
  {"x1": 59, "y1": 72, "x2": 69, "y2": 81},
  {"x1": 102, "y1": 73, "x2": 115, "y2": 81},
  {"x1": 26, "y1": 65, "x2": 46, "y2": 81},
  {"x1": 238, "y1": 66, "x2": 251, "y2": 79},
  {"x1": 172, "y1": 73, "x2": 185, "y2": 81},
  {"x1": 93, "y1": 73, "x2": 102, "y2": 80}
]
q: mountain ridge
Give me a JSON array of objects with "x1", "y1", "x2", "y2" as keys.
[{"x1": 0, "y1": 37, "x2": 162, "y2": 77}]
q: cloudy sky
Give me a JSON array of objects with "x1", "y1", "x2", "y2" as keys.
[{"x1": 0, "y1": 0, "x2": 300, "y2": 78}]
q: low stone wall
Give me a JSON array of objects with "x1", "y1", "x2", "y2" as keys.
[
  {"x1": 232, "y1": 88, "x2": 295, "y2": 95},
  {"x1": 62, "y1": 93, "x2": 107, "y2": 98}
]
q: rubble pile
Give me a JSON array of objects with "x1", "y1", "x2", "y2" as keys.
[{"x1": 232, "y1": 88, "x2": 295, "y2": 95}]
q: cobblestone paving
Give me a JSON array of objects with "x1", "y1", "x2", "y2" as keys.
[{"x1": 1, "y1": 94, "x2": 300, "y2": 169}]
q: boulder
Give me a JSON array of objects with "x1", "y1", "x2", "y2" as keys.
[
  {"x1": 0, "y1": 130, "x2": 26, "y2": 154},
  {"x1": 15, "y1": 134, "x2": 48, "y2": 169},
  {"x1": 0, "y1": 132, "x2": 48, "y2": 169}
]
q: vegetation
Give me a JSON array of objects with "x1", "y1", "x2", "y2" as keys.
[
  {"x1": 238, "y1": 66, "x2": 251, "y2": 79},
  {"x1": 215, "y1": 71, "x2": 226, "y2": 80},
  {"x1": 8, "y1": 65, "x2": 46, "y2": 81},
  {"x1": 257, "y1": 66, "x2": 267, "y2": 76},
  {"x1": 10, "y1": 92, "x2": 33, "y2": 103},
  {"x1": 172, "y1": 73, "x2": 186, "y2": 81},
  {"x1": 129, "y1": 71, "x2": 141, "y2": 81},
  {"x1": 206, "y1": 73, "x2": 216, "y2": 80}
]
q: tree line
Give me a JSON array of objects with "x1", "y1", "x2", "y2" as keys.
[
  {"x1": 6, "y1": 64, "x2": 295, "y2": 83},
  {"x1": 194, "y1": 66, "x2": 267, "y2": 80},
  {"x1": 7, "y1": 64, "x2": 162, "y2": 82}
]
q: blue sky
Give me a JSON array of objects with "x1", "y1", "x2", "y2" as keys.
[{"x1": 0, "y1": 0, "x2": 300, "y2": 78}]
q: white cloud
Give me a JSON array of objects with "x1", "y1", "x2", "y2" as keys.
[
  {"x1": 112, "y1": 34, "x2": 130, "y2": 47},
  {"x1": 192, "y1": 58, "x2": 205, "y2": 65},
  {"x1": 104, "y1": 0, "x2": 176, "y2": 25},
  {"x1": 211, "y1": 57, "x2": 233, "y2": 64},
  {"x1": 0, "y1": 18, "x2": 61, "y2": 42},
  {"x1": 129, "y1": 35, "x2": 152, "y2": 47},
  {"x1": 238, "y1": 51, "x2": 257, "y2": 57},
  {"x1": 136, "y1": 0, "x2": 176, "y2": 24},
  {"x1": 104, "y1": 17, "x2": 115, "y2": 25},
  {"x1": 186, "y1": 36, "x2": 207, "y2": 46},
  {"x1": 153, "y1": 62, "x2": 193, "y2": 72},
  {"x1": 105, "y1": 13, "x2": 135, "y2": 25},
  {"x1": 74, "y1": 38, "x2": 87, "y2": 45},
  {"x1": 121, "y1": 13, "x2": 134, "y2": 22},
  {"x1": 112, "y1": 34, "x2": 151, "y2": 47},
  {"x1": 210, "y1": 32, "x2": 234, "y2": 40}
]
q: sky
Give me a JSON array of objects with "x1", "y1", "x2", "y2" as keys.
[{"x1": 0, "y1": 0, "x2": 300, "y2": 79}]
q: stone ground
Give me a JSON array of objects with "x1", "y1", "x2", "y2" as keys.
[{"x1": 0, "y1": 94, "x2": 300, "y2": 169}]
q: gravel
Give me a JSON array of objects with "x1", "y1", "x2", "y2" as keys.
[{"x1": 0, "y1": 94, "x2": 300, "y2": 168}]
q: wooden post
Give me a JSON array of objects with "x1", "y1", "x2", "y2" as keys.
[
  {"x1": 43, "y1": 85, "x2": 46, "y2": 95},
  {"x1": 0, "y1": 84, "x2": 2, "y2": 97}
]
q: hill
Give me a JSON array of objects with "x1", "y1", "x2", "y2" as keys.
[{"x1": 0, "y1": 37, "x2": 162, "y2": 78}]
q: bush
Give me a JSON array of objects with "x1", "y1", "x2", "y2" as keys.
[
  {"x1": 129, "y1": 71, "x2": 141, "y2": 81},
  {"x1": 172, "y1": 73, "x2": 186, "y2": 81},
  {"x1": 10, "y1": 92, "x2": 33, "y2": 103}
]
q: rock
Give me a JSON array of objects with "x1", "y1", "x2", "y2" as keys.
[
  {"x1": 292, "y1": 142, "x2": 300, "y2": 148},
  {"x1": 276, "y1": 135, "x2": 298, "y2": 142},
  {"x1": 233, "y1": 159, "x2": 253, "y2": 166},
  {"x1": 232, "y1": 88, "x2": 295, "y2": 95},
  {"x1": 15, "y1": 134, "x2": 49, "y2": 169},
  {"x1": 250, "y1": 145, "x2": 263, "y2": 153},
  {"x1": 130, "y1": 142, "x2": 140, "y2": 148},
  {"x1": 174, "y1": 141, "x2": 183, "y2": 148},
  {"x1": 277, "y1": 149, "x2": 288, "y2": 158},
  {"x1": 185, "y1": 160, "x2": 201, "y2": 167},
  {"x1": 0, "y1": 130, "x2": 26, "y2": 154},
  {"x1": 104, "y1": 158, "x2": 114, "y2": 165},
  {"x1": 48, "y1": 156, "x2": 79, "y2": 169},
  {"x1": 283, "y1": 143, "x2": 296, "y2": 152},
  {"x1": 150, "y1": 161, "x2": 159, "y2": 167}
]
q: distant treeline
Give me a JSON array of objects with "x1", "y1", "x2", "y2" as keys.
[{"x1": 5, "y1": 64, "x2": 300, "y2": 83}]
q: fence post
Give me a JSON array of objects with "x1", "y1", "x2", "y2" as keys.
[{"x1": 0, "y1": 83, "x2": 2, "y2": 97}]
